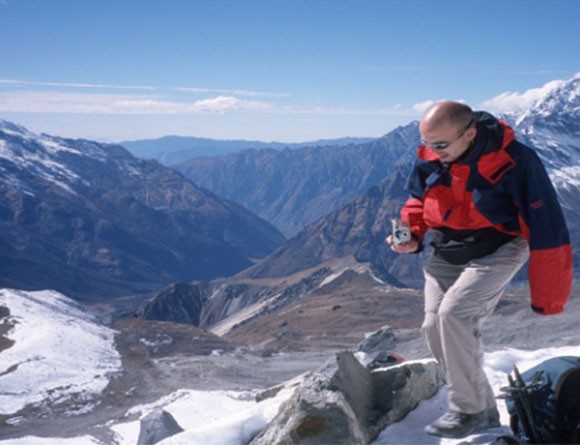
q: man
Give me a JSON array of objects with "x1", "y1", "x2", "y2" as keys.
[{"x1": 387, "y1": 101, "x2": 573, "y2": 438}]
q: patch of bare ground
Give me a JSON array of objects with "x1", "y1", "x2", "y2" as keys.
[
  {"x1": 0, "y1": 317, "x2": 337, "y2": 441},
  {"x1": 224, "y1": 270, "x2": 425, "y2": 351},
  {"x1": 0, "y1": 318, "x2": 239, "y2": 440}
]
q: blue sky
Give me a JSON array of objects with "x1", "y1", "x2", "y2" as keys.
[{"x1": 1, "y1": 0, "x2": 579, "y2": 142}]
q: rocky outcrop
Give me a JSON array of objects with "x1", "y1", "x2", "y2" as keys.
[
  {"x1": 136, "y1": 282, "x2": 208, "y2": 325},
  {"x1": 249, "y1": 351, "x2": 444, "y2": 444}
]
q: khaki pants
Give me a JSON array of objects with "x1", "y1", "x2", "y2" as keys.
[{"x1": 422, "y1": 236, "x2": 529, "y2": 414}]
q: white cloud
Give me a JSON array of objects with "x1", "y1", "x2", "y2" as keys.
[
  {"x1": 0, "y1": 91, "x2": 273, "y2": 114},
  {"x1": 0, "y1": 78, "x2": 154, "y2": 91},
  {"x1": 175, "y1": 87, "x2": 289, "y2": 98},
  {"x1": 0, "y1": 89, "x2": 418, "y2": 117},
  {"x1": 0, "y1": 79, "x2": 289, "y2": 100},
  {"x1": 189, "y1": 95, "x2": 273, "y2": 113},
  {"x1": 412, "y1": 100, "x2": 435, "y2": 113},
  {"x1": 480, "y1": 79, "x2": 566, "y2": 115}
]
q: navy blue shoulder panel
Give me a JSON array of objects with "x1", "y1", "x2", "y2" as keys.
[{"x1": 405, "y1": 158, "x2": 448, "y2": 199}]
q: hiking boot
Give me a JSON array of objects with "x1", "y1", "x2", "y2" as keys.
[{"x1": 425, "y1": 409, "x2": 496, "y2": 438}]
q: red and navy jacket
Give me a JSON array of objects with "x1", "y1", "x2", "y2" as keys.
[{"x1": 401, "y1": 111, "x2": 573, "y2": 315}]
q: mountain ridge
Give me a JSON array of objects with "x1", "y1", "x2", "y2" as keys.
[
  {"x1": 136, "y1": 74, "x2": 580, "y2": 343},
  {"x1": 0, "y1": 120, "x2": 285, "y2": 300},
  {"x1": 175, "y1": 122, "x2": 420, "y2": 236},
  {"x1": 121, "y1": 134, "x2": 376, "y2": 165}
]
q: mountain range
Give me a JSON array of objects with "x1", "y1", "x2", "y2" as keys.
[
  {"x1": 121, "y1": 135, "x2": 375, "y2": 166},
  {"x1": 241, "y1": 74, "x2": 580, "y2": 282},
  {"x1": 136, "y1": 74, "x2": 580, "y2": 347},
  {"x1": 0, "y1": 120, "x2": 284, "y2": 300},
  {"x1": 174, "y1": 124, "x2": 419, "y2": 237},
  {"x1": 1, "y1": 74, "x2": 579, "y2": 346}
]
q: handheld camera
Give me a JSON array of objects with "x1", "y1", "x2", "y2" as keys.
[{"x1": 391, "y1": 219, "x2": 411, "y2": 246}]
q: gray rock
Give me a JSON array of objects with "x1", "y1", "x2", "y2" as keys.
[
  {"x1": 357, "y1": 324, "x2": 396, "y2": 354},
  {"x1": 330, "y1": 351, "x2": 374, "y2": 429},
  {"x1": 137, "y1": 408, "x2": 184, "y2": 445},
  {"x1": 249, "y1": 372, "x2": 367, "y2": 445},
  {"x1": 369, "y1": 359, "x2": 445, "y2": 439},
  {"x1": 250, "y1": 351, "x2": 444, "y2": 444}
]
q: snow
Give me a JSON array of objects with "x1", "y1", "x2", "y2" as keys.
[
  {"x1": 2, "y1": 286, "x2": 579, "y2": 445},
  {"x1": 2, "y1": 344, "x2": 579, "y2": 445},
  {"x1": 0, "y1": 438, "x2": 101, "y2": 445},
  {"x1": 38, "y1": 137, "x2": 82, "y2": 155},
  {"x1": 318, "y1": 264, "x2": 387, "y2": 288},
  {"x1": 318, "y1": 269, "x2": 345, "y2": 287},
  {"x1": 373, "y1": 344, "x2": 580, "y2": 445},
  {"x1": 552, "y1": 166, "x2": 580, "y2": 189},
  {"x1": 482, "y1": 78, "x2": 566, "y2": 118},
  {"x1": 0, "y1": 135, "x2": 82, "y2": 194},
  {"x1": 107, "y1": 387, "x2": 294, "y2": 445},
  {"x1": 0, "y1": 289, "x2": 121, "y2": 416}
]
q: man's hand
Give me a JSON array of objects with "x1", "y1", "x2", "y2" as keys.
[{"x1": 385, "y1": 235, "x2": 419, "y2": 253}]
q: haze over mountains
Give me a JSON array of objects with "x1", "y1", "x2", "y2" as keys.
[
  {"x1": 175, "y1": 124, "x2": 419, "y2": 237},
  {"x1": 121, "y1": 135, "x2": 375, "y2": 166}
]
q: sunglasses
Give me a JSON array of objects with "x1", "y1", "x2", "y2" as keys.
[{"x1": 421, "y1": 118, "x2": 475, "y2": 150}]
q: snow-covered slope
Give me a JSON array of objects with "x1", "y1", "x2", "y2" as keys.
[
  {"x1": 517, "y1": 75, "x2": 580, "y2": 189},
  {"x1": 0, "y1": 119, "x2": 103, "y2": 194},
  {"x1": 0, "y1": 289, "x2": 121, "y2": 418},
  {"x1": 488, "y1": 74, "x2": 580, "y2": 187},
  {"x1": 3, "y1": 344, "x2": 580, "y2": 444},
  {"x1": 2, "y1": 285, "x2": 580, "y2": 445}
]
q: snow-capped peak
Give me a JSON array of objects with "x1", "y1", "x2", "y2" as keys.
[
  {"x1": 517, "y1": 74, "x2": 580, "y2": 125},
  {"x1": 480, "y1": 73, "x2": 579, "y2": 123},
  {"x1": 0, "y1": 118, "x2": 34, "y2": 138},
  {"x1": 0, "y1": 119, "x2": 133, "y2": 195}
]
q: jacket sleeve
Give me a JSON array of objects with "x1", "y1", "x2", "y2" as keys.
[
  {"x1": 400, "y1": 156, "x2": 430, "y2": 242},
  {"x1": 512, "y1": 145, "x2": 573, "y2": 315},
  {"x1": 401, "y1": 197, "x2": 428, "y2": 241}
]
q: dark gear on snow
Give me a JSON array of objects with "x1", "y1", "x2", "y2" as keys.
[{"x1": 494, "y1": 356, "x2": 580, "y2": 444}]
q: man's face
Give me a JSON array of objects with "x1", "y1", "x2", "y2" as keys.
[{"x1": 420, "y1": 119, "x2": 475, "y2": 163}]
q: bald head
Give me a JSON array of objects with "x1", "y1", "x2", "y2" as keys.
[
  {"x1": 420, "y1": 101, "x2": 475, "y2": 135},
  {"x1": 418, "y1": 101, "x2": 478, "y2": 163}
]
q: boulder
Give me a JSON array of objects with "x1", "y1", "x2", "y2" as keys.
[
  {"x1": 249, "y1": 372, "x2": 367, "y2": 445},
  {"x1": 251, "y1": 350, "x2": 444, "y2": 444},
  {"x1": 368, "y1": 359, "x2": 445, "y2": 439},
  {"x1": 137, "y1": 408, "x2": 184, "y2": 445},
  {"x1": 357, "y1": 324, "x2": 396, "y2": 353}
]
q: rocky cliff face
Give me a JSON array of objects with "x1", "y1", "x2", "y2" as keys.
[
  {"x1": 175, "y1": 123, "x2": 420, "y2": 237},
  {"x1": 0, "y1": 120, "x2": 285, "y2": 300}
]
